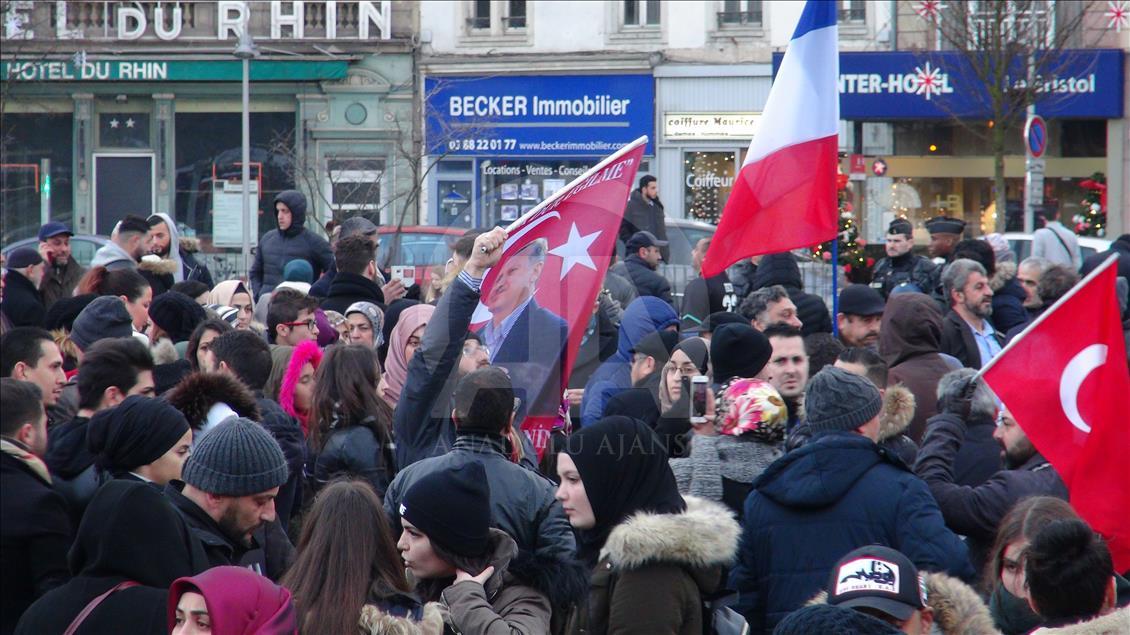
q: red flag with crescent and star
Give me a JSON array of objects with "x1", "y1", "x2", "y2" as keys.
[
  {"x1": 469, "y1": 137, "x2": 646, "y2": 457},
  {"x1": 980, "y1": 255, "x2": 1130, "y2": 571}
]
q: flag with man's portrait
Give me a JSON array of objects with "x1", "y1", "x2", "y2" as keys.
[{"x1": 470, "y1": 137, "x2": 647, "y2": 455}]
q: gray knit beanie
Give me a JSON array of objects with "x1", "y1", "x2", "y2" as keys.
[
  {"x1": 804, "y1": 366, "x2": 882, "y2": 434},
  {"x1": 71, "y1": 296, "x2": 135, "y2": 350},
  {"x1": 181, "y1": 417, "x2": 288, "y2": 496}
]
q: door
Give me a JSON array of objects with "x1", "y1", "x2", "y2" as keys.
[{"x1": 93, "y1": 153, "x2": 155, "y2": 235}]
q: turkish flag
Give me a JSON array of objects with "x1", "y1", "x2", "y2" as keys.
[
  {"x1": 981, "y1": 255, "x2": 1130, "y2": 571},
  {"x1": 470, "y1": 138, "x2": 646, "y2": 457}
]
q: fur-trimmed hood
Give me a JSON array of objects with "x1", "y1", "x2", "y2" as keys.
[
  {"x1": 810, "y1": 571, "x2": 999, "y2": 635},
  {"x1": 138, "y1": 256, "x2": 180, "y2": 276},
  {"x1": 1030, "y1": 607, "x2": 1130, "y2": 635},
  {"x1": 359, "y1": 602, "x2": 444, "y2": 635},
  {"x1": 178, "y1": 235, "x2": 201, "y2": 254},
  {"x1": 163, "y1": 371, "x2": 261, "y2": 430},
  {"x1": 990, "y1": 260, "x2": 1017, "y2": 292},
  {"x1": 599, "y1": 495, "x2": 741, "y2": 573},
  {"x1": 151, "y1": 337, "x2": 179, "y2": 365},
  {"x1": 878, "y1": 384, "x2": 916, "y2": 443}
]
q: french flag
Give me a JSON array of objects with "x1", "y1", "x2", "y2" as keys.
[{"x1": 701, "y1": 0, "x2": 839, "y2": 278}]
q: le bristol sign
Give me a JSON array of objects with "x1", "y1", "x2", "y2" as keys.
[{"x1": 2, "y1": 1, "x2": 393, "y2": 42}]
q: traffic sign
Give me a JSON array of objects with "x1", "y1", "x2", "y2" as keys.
[{"x1": 1025, "y1": 115, "x2": 1048, "y2": 158}]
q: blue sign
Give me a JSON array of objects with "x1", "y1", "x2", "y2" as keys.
[
  {"x1": 425, "y1": 74, "x2": 654, "y2": 157},
  {"x1": 772, "y1": 50, "x2": 1124, "y2": 119}
]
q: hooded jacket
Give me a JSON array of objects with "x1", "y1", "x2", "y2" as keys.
[
  {"x1": 988, "y1": 261, "x2": 1028, "y2": 334},
  {"x1": 0, "y1": 270, "x2": 45, "y2": 328},
  {"x1": 567, "y1": 496, "x2": 741, "y2": 635},
  {"x1": 90, "y1": 240, "x2": 137, "y2": 271},
  {"x1": 148, "y1": 213, "x2": 213, "y2": 287},
  {"x1": 915, "y1": 412, "x2": 1068, "y2": 574},
  {"x1": 162, "y1": 372, "x2": 261, "y2": 434},
  {"x1": 249, "y1": 190, "x2": 333, "y2": 297},
  {"x1": 785, "y1": 384, "x2": 919, "y2": 466},
  {"x1": 1, "y1": 440, "x2": 72, "y2": 633},
  {"x1": 15, "y1": 480, "x2": 202, "y2": 635},
  {"x1": 748, "y1": 253, "x2": 833, "y2": 336},
  {"x1": 728, "y1": 431, "x2": 973, "y2": 633},
  {"x1": 45, "y1": 414, "x2": 104, "y2": 526},
  {"x1": 580, "y1": 297, "x2": 679, "y2": 426},
  {"x1": 879, "y1": 292, "x2": 956, "y2": 443},
  {"x1": 138, "y1": 255, "x2": 179, "y2": 297},
  {"x1": 619, "y1": 189, "x2": 669, "y2": 259}
]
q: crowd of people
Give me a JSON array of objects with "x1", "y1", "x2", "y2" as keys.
[{"x1": 1, "y1": 184, "x2": 1129, "y2": 635}]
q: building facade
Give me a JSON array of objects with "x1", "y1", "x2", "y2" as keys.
[{"x1": 1, "y1": 1, "x2": 418, "y2": 277}]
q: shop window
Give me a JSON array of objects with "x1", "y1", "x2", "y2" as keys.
[
  {"x1": 839, "y1": 0, "x2": 866, "y2": 22},
  {"x1": 623, "y1": 0, "x2": 660, "y2": 27},
  {"x1": 683, "y1": 151, "x2": 736, "y2": 224},
  {"x1": 718, "y1": 0, "x2": 763, "y2": 27},
  {"x1": 478, "y1": 158, "x2": 595, "y2": 228},
  {"x1": 0, "y1": 113, "x2": 74, "y2": 243},
  {"x1": 1058, "y1": 120, "x2": 1106, "y2": 158},
  {"x1": 326, "y1": 157, "x2": 385, "y2": 214}
]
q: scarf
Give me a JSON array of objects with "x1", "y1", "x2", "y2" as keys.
[{"x1": 381, "y1": 304, "x2": 435, "y2": 408}]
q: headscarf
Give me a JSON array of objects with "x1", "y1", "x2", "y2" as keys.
[
  {"x1": 714, "y1": 378, "x2": 788, "y2": 441},
  {"x1": 168, "y1": 566, "x2": 296, "y2": 635},
  {"x1": 659, "y1": 337, "x2": 711, "y2": 411},
  {"x1": 87, "y1": 395, "x2": 190, "y2": 475},
  {"x1": 345, "y1": 301, "x2": 385, "y2": 349},
  {"x1": 564, "y1": 416, "x2": 686, "y2": 564},
  {"x1": 378, "y1": 299, "x2": 420, "y2": 365},
  {"x1": 209, "y1": 280, "x2": 251, "y2": 307},
  {"x1": 278, "y1": 340, "x2": 323, "y2": 435},
  {"x1": 381, "y1": 304, "x2": 435, "y2": 408}
]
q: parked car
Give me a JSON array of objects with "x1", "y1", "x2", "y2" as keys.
[
  {"x1": 658, "y1": 218, "x2": 716, "y2": 299},
  {"x1": 2, "y1": 234, "x2": 111, "y2": 268},
  {"x1": 1002, "y1": 232, "x2": 1110, "y2": 265},
  {"x1": 376, "y1": 225, "x2": 465, "y2": 287}
]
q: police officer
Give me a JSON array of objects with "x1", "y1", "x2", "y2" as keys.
[
  {"x1": 870, "y1": 218, "x2": 938, "y2": 299},
  {"x1": 925, "y1": 216, "x2": 967, "y2": 264}
]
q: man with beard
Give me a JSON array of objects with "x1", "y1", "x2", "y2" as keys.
[
  {"x1": 90, "y1": 215, "x2": 150, "y2": 271},
  {"x1": 164, "y1": 417, "x2": 293, "y2": 581},
  {"x1": 939, "y1": 259, "x2": 1003, "y2": 369},
  {"x1": 916, "y1": 379, "x2": 1067, "y2": 574},
  {"x1": 836, "y1": 284, "x2": 884, "y2": 349},
  {"x1": 146, "y1": 213, "x2": 214, "y2": 287},
  {"x1": 37, "y1": 222, "x2": 85, "y2": 309}
]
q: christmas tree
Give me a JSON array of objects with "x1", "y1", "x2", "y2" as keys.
[
  {"x1": 813, "y1": 174, "x2": 873, "y2": 281},
  {"x1": 1074, "y1": 172, "x2": 1106, "y2": 237}
]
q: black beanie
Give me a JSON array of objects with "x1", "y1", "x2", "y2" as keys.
[
  {"x1": 148, "y1": 291, "x2": 207, "y2": 343},
  {"x1": 400, "y1": 461, "x2": 491, "y2": 558},
  {"x1": 87, "y1": 395, "x2": 190, "y2": 474},
  {"x1": 710, "y1": 323, "x2": 771, "y2": 383},
  {"x1": 44, "y1": 293, "x2": 98, "y2": 332}
]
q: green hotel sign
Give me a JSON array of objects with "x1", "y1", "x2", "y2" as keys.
[{"x1": 2, "y1": 59, "x2": 349, "y2": 82}]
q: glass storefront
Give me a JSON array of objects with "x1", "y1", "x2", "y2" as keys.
[
  {"x1": 478, "y1": 158, "x2": 596, "y2": 227},
  {"x1": 683, "y1": 150, "x2": 736, "y2": 224},
  {"x1": 0, "y1": 113, "x2": 74, "y2": 243}
]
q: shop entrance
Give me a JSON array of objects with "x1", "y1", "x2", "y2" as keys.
[{"x1": 93, "y1": 153, "x2": 155, "y2": 235}]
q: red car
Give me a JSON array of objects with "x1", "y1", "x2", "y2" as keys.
[{"x1": 376, "y1": 225, "x2": 466, "y2": 287}]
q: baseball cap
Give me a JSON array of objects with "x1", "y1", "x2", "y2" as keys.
[
  {"x1": 838, "y1": 285, "x2": 886, "y2": 317},
  {"x1": 626, "y1": 231, "x2": 668, "y2": 251},
  {"x1": 339, "y1": 216, "x2": 378, "y2": 238},
  {"x1": 827, "y1": 545, "x2": 927, "y2": 622},
  {"x1": 38, "y1": 222, "x2": 73, "y2": 242}
]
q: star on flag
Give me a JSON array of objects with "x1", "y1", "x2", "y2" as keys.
[{"x1": 548, "y1": 223, "x2": 601, "y2": 279}]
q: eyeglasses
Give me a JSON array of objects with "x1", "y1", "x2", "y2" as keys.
[
  {"x1": 462, "y1": 343, "x2": 490, "y2": 357},
  {"x1": 283, "y1": 319, "x2": 316, "y2": 330}
]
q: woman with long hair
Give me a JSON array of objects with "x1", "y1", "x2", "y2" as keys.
[
  {"x1": 280, "y1": 480, "x2": 441, "y2": 635},
  {"x1": 265, "y1": 340, "x2": 322, "y2": 435},
  {"x1": 184, "y1": 318, "x2": 233, "y2": 372},
  {"x1": 76, "y1": 267, "x2": 153, "y2": 334},
  {"x1": 308, "y1": 345, "x2": 397, "y2": 496}
]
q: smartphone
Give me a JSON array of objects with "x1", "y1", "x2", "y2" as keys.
[
  {"x1": 691, "y1": 375, "x2": 709, "y2": 424},
  {"x1": 391, "y1": 265, "x2": 416, "y2": 285}
]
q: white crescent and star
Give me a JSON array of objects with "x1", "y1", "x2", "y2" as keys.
[
  {"x1": 549, "y1": 223, "x2": 601, "y2": 279},
  {"x1": 1058, "y1": 343, "x2": 1107, "y2": 434}
]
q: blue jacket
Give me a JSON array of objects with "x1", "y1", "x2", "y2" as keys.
[
  {"x1": 729, "y1": 431, "x2": 973, "y2": 634},
  {"x1": 580, "y1": 297, "x2": 679, "y2": 426}
]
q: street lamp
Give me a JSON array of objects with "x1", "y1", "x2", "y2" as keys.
[{"x1": 233, "y1": 26, "x2": 259, "y2": 280}]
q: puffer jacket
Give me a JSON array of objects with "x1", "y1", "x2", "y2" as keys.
[
  {"x1": 249, "y1": 190, "x2": 333, "y2": 297},
  {"x1": 729, "y1": 430, "x2": 973, "y2": 633},
  {"x1": 988, "y1": 261, "x2": 1028, "y2": 334},
  {"x1": 748, "y1": 253, "x2": 832, "y2": 336},
  {"x1": 312, "y1": 424, "x2": 396, "y2": 498},
  {"x1": 385, "y1": 434, "x2": 575, "y2": 563},
  {"x1": 580, "y1": 297, "x2": 679, "y2": 426},
  {"x1": 567, "y1": 496, "x2": 741, "y2": 635}
]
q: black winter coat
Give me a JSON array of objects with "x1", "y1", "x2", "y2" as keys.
[
  {"x1": 255, "y1": 395, "x2": 305, "y2": 529},
  {"x1": 15, "y1": 481, "x2": 201, "y2": 635},
  {"x1": 870, "y1": 252, "x2": 938, "y2": 298},
  {"x1": 312, "y1": 424, "x2": 396, "y2": 497},
  {"x1": 619, "y1": 190, "x2": 669, "y2": 260},
  {"x1": 45, "y1": 415, "x2": 103, "y2": 527},
  {"x1": 612, "y1": 255, "x2": 673, "y2": 305},
  {"x1": 319, "y1": 271, "x2": 386, "y2": 314},
  {"x1": 915, "y1": 412, "x2": 1067, "y2": 573},
  {"x1": 0, "y1": 271, "x2": 45, "y2": 328},
  {"x1": 179, "y1": 247, "x2": 214, "y2": 288},
  {"x1": 680, "y1": 272, "x2": 739, "y2": 330},
  {"x1": 1, "y1": 449, "x2": 72, "y2": 634},
  {"x1": 749, "y1": 253, "x2": 832, "y2": 336},
  {"x1": 990, "y1": 276, "x2": 1029, "y2": 334},
  {"x1": 249, "y1": 190, "x2": 333, "y2": 297},
  {"x1": 729, "y1": 431, "x2": 973, "y2": 633}
]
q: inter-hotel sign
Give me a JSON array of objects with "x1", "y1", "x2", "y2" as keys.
[{"x1": 2, "y1": 1, "x2": 392, "y2": 41}]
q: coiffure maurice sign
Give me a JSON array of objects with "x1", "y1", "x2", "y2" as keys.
[{"x1": 771, "y1": 50, "x2": 1124, "y2": 119}]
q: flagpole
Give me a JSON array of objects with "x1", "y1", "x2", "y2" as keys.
[
  {"x1": 831, "y1": 239, "x2": 839, "y2": 337},
  {"x1": 975, "y1": 253, "x2": 1120, "y2": 379}
]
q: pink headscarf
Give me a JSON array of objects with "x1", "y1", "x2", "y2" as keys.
[
  {"x1": 280, "y1": 339, "x2": 323, "y2": 435},
  {"x1": 168, "y1": 566, "x2": 297, "y2": 634},
  {"x1": 381, "y1": 304, "x2": 435, "y2": 407}
]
